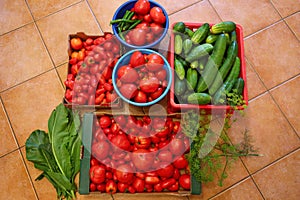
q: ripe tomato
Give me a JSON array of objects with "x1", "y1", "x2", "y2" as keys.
[
  {"x1": 91, "y1": 140, "x2": 110, "y2": 160},
  {"x1": 132, "y1": 178, "x2": 145, "y2": 192},
  {"x1": 70, "y1": 37, "x2": 83, "y2": 50},
  {"x1": 118, "y1": 66, "x2": 139, "y2": 83},
  {"x1": 150, "y1": 22, "x2": 163, "y2": 36},
  {"x1": 139, "y1": 76, "x2": 159, "y2": 93},
  {"x1": 146, "y1": 53, "x2": 164, "y2": 71},
  {"x1": 106, "y1": 180, "x2": 117, "y2": 194},
  {"x1": 179, "y1": 174, "x2": 190, "y2": 190},
  {"x1": 131, "y1": 149, "x2": 155, "y2": 171},
  {"x1": 169, "y1": 138, "x2": 186, "y2": 156},
  {"x1": 134, "y1": 90, "x2": 147, "y2": 103},
  {"x1": 90, "y1": 165, "x2": 106, "y2": 184},
  {"x1": 157, "y1": 150, "x2": 173, "y2": 162},
  {"x1": 134, "y1": 136, "x2": 151, "y2": 149},
  {"x1": 129, "y1": 28, "x2": 146, "y2": 46},
  {"x1": 150, "y1": 87, "x2": 164, "y2": 100},
  {"x1": 115, "y1": 164, "x2": 134, "y2": 183},
  {"x1": 99, "y1": 116, "x2": 112, "y2": 128},
  {"x1": 117, "y1": 182, "x2": 129, "y2": 193},
  {"x1": 143, "y1": 14, "x2": 152, "y2": 23},
  {"x1": 111, "y1": 134, "x2": 131, "y2": 151},
  {"x1": 150, "y1": 7, "x2": 166, "y2": 24},
  {"x1": 146, "y1": 32, "x2": 154, "y2": 44},
  {"x1": 135, "y1": 22, "x2": 150, "y2": 33},
  {"x1": 156, "y1": 69, "x2": 167, "y2": 81},
  {"x1": 130, "y1": 51, "x2": 146, "y2": 68},
  {"x1": 114, "y1": 115, "x2": 126, "y2": 126},
  {"x1": 157, "y1": 163, "x2": 174, "y2": 178},
  {"x1": 117, "y1": 65, "x2": 131, "y2": 79},
  {"x1": 119, "y1": 83, "x2": 138, "y2": 99},
  {"x1": 173, "y1": 155, "x2": 189, "y2": 169},
  {"x1": 134, "y1": 0, "x2": 150, "y2": 15}
]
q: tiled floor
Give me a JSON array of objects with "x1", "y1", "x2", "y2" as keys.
[{"x1": 0, "y1": 0, "x2": 299, "y2": 199}]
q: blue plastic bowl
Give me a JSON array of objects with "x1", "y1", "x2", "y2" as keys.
[
  {"x1": 112, "y1": 0, "x2": 169, "y2": 49},
  {"x1": 112, "y1": 49, "x2": 172, "y2": 107}
]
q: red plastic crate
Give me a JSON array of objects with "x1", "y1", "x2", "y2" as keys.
[{"x1": 168, "y1": 22, "x2": 248, "y2": 113}]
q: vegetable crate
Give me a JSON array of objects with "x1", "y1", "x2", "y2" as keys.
[
  {"x1": 168, "y1": 22, "x2": 248, "y2": 114},
  {"x1": 79, "y1": 112, "x2": 201, "y2": 196},
  {"x1": 63, "y1": 32, "x2": 123, "y2": 109}
]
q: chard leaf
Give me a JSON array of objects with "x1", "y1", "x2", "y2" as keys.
[{"x1": 70, "y1": 130, "x2": 81, "y2": 181}]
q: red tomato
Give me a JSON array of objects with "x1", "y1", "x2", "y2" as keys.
[
  {"x1": 139, "y1": 76, "x2": 160, "y2": 93},
  {"x1": 173, "y1": 168, "x2": 180, "y2": 180},
  {"x1": 91, "y1": 140, "x2": 110, "y2": 160},
  {"x1": 131, "y1": 149, "x2": 155, "y2": 171},
  {"x1": 134, "y1": 136, "x2": 151, "y2": 149},
  {"x1": 118, "y1": 66, "x2": 139, "y2": 83},
  {"x1": 114, "y1": 115, "x2": 126, "y2": 126},
  {"x1": 168, "y1": 181, "x2": 179, "y2": 192},
  {"x1": 179, "y1": 174, "x2": 190, "y2": 190},
  {"x1": 143, "y1": 14, "x2": 152, "y2": 23},
  {"x1": 135, "y1": 22, "x2": 150, "y2": 33},
  {"x1": 146, "y1": 32, "x2": 154, "y2": 44},
  {"x1": 145, "y1": 176, "x2": 160, "y2": 185},
  {"x1": 132, "y1": 178, "x2": 145, "y2": 192},
  {"x1": 90, "y1": 165, "x2": 106, "y2": 184},
  {"x1": 97, "y1": 183, "x2": 106, "y2": 192},
  {"x1": 154, "y1": 183, "x2": 163, "y2": 192},
  {"x1": 70, "y1": 37, "x2": 83, "y2": 50},
  {"x1": 169, "y1": 138, "x2": 186, "y2": 156},
  {"x1": 117, "y1": 65, "x2": 131, "y2": 79},
  {"x1": 173, "y1": 155, "x2": 189, "y2": 169},
  {"x1": 146, "y1": 53, "x2": 164, "y2": 71},
  {"x1": 156, "y1": 69, "x2": 167, "y2": 81},
  {"x1": 150, "y1": 22, "x2": 163, "y2": 35},
  {"x1": 161, "y1": 178, "x2": 176, "y2": 189},
  {"x1": 119, "y1": 83, "x2": 138, "y2": 99},
  {"x1": 157, "y1": 150, "x2": 173, "y2": 163},
  {"x1": 150, "y1": 87, "x2": 164, "y2": 100},
  {"x1": 111, "y1": 134, "x2": 131, "y2": 151},
  {"x1": 99, "y1": 116, "x2": 112, "y2": 128},
  {"x1": 129, "y1": 28, "x2": 146, "y2": 46},
  {"x1": 90, "y1": 183, "x2": 97, "y2": 192},
  {"x1": 157, "y1": 163, "x2": 174, "y2": 178},
  {"x1": 129, "y1": 51, "x2": 146, "y2": 68},
  {"x1": 106, "y1": 180, "x2": 117, "y2": 194},
  {"x1": 117, "y1": 182, "x2": 128, "y2": 193},
  {"x1": 134, "y1": 0, "x2": 151, "y2": 15},
  {"x1": 134, "y1": 90, "x2": 147, "y2": 103},
  {"x1": 150, "y1": 7, "x2": 166, "y2": 24},
  {"x1": 115, "y1": 164, "x2": 134, "y2": 183}
]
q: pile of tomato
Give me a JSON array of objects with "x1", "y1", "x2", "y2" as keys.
[
  {"x1": 64, "y1": 33, "x2": 121, "y2": 105},
  {"x1": 113, "y1": 0, "x2": 167, "y2": 46},
  {"x1": 116, "y1": 50, "x2": 168, "y2": 103},
  {"x1": 89, "y1": 115, "x2": 191, "y2": 193}
]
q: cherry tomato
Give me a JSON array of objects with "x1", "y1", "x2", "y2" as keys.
[
  {"x1": 114, "y1": 115, "x2": 126, "y2": 126},
  {"x1": 99, "y1": 116, "x2": 112, "y2": 128},
  {"x1": 119, "y1": 83, "x2": 138, "y2": 99},
  {"x1": 115, "y1": 164, "x2": 134, "y2": 184},
  {"x1": 161, "y1": 178, "x2": 176, "y2": 189},
  {"x1": 118, "y1": 66, "x2": 139, "y2": 83},
  {"x1": 129, "y1": 28, "x2": 146, "y2": 46},
  {"x1": 156, "y1": 69, "x2": 167, "y2": 81},
  {"x1": 134, "y1": 136, "x2": 151, "y2": 149},
  {"x1": 157, "y1": 150, "x2": 173, "y2": 163},
  {"x1": 150, "y1": 87, "x2": 164, "y2": 100},
  {"x1": 134, "y1": 0, "x2": 151, "y2": 15},
  {"x1": 139, "y1": 76, "x2": 160, "y2": 93},
  {"x1": 169, "y1": 138, "x2": 186, "y2": 156},
  {"x1": 135, "y1": 22, "x2": 150, "y2": 33},
  {"x1": 90, "y1": 165, "x2": 106, "y2": 184},
  {"x1": 134, "y1": 90, "x2": 147, "y2": 103},
  {"x1": 129, "y1": 51, "x2": 146, "y2": 68},
  {"x1": 70, "y1": 37, "x2": 83, "y2": 50},
  {"x1": 111, "y1": 134, "x2": 131, "y2": 151},
  {"x1": 150, "y1": 22, "x2": 163, "y2": 36},
  {"x1": 143, "y1": 14, "x2": 152, "y2": 23},
  {"x1": 132, "y1": 178, "x2": 145, "y2": 192},
  {"x1": 117, "y1": 182, "x2": 129, "y2": 193},
  {"x1": 150, "y1": 7, "x2": 166, "y2": 24},
  {"x1": 106, "y1": 180, "x2": 117, "y2": 194},
  {"x1": 146, "y1": 32, "x2": 154, "y2": 44},
  {"x1": 157, "y1": 163, "x2": 174, "y2": 178},
  {"x1": 146, "y1": 53, "x2": 164, "y2": 71},
  {"x1": 179, "y1": 174, "x2": 190, "y2": 190},
  {"x1": 145, "y1": 176, "x2": 160, "y2": 185},
  {"x1": 173, "y1": 155, "x2": 189, "y2": 169}
]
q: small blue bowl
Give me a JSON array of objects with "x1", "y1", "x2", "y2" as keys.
[
  {"x1": 112, "y1": 0, "x2": 169, "y2": 49},
  {"x1": 112, "y1": 49, "x2": 172, "y2": 107}
]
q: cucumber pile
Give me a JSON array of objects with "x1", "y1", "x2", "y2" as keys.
[{"x1": 173, "y1": 21, "x2": 245, "y2": 105}]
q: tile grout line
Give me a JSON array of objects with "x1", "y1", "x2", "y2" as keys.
[
  {"x1": 168, "y1": 0, "x2": 205, "y2": 16},
  {"x1": 0, "y1": 97, "x2": 39, "y2": 200},
  {"x1": 85, "y1": 0, "x2": 104, "y2": 34},
  {"x1": 207, "y1": 0, "x2": 223, "y2": 22}
]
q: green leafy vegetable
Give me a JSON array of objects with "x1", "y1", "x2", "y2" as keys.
[{"x1": 26, "y1": 104, "x2": 81, "y2": 200}]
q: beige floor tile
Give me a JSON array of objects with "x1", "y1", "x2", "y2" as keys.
[
  {"x1": 210, "y1": 0, "x2": 281, "y2": 36},
  {"x1": 0, "y1": 23, "x2": 53, "y2": 91},
  {"x1": 0, "y1": 100, "x2": 18, "y2": 156},
  {"x1": 20, "y1": 147, "x2": 57, "y2": 200},
  {"x1": 227, "y1": 93, "x2": 300, "y2": 173},
  {"x1": 285, "y1": 12, "x2": 300, "y2": 40},
  {"x1": 113, "y1": 193, "x2": 188, "y2": 200},
  {"x1": 27, "y1": 0, "x2": 82, "y2": 20},
  {"x1": 0, "y1": 150, "x2": 37, "y2": 200},
  {"x1": 245, "y1": 59, "x2": 266, "y2": 100},
  {"x1": 56, "y1": 63, "x2": 69, "y2": 89},
  {"x1": 1, "y1": 70, "x2": 64, "y2": 147},
  {"x1": 253, "y1": 149, "x2": 300, "y2": 200},
  {"x1": 0, "y1": 0, "x2": 33, "y2": 35},
  {"x1": 36, "y1": 1, "x2": 102, "y2": 66},
  {"x1": 271, "y1": 0, "x2": 300, "y2": 18},
  {"x1": 155, "y1": 0, "x2": 201, "y2": 14},
  {"x1": 211, "y1": 178, "x2": 263, "y2": 200},
  {"x1": 169, "y1": 0, "x2": 222, "y2": 26},
  {"x1": 270, "y1": 75, "x2": 300, "y2": 135},
  {"x1": 244, "y1": 21, "x2": 300, "y2": 89}
]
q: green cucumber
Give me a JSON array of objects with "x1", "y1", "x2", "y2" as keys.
[
  {"x1": 185, "y1": 27, "x2": 194, "y2": 38},
  {"x1": 175, "y1": 55, "x2": 189, "y2": 68},
  {"x1": 211, "y1": 21, "x2": 236, "y2": 34},
  {"x1": 209, "y1": 40, "x2": 238, "y2": 95},
  {"x1": 225, "y1": 56, "x2": 241, "y2": 82},
  {"x1": 187, "y1": 93, "x2": 211, "y2": 105},
  {"x1": 175, "y1": 35, "x2": 183, "y2": 55},
  {"x1": 196, "y1": 34, "x2": 227, "y2": 92},
  {"x1": 190, "y1": 60, "x2": 199, "y2": 69},
  {"x1": 186, "y1": 68, "x2": 199, "y2": 91},
  {"x1": 183, "y1": 38, "x2": 193, "y2": 55},
  {"x1": 173, "y1": 22, "x2": 186, "y2": 33},
  {"x1": 174, "y1": 58, "x2": 186, "y2": 80},
  {"x1": 232, "y1": 78, "x2": 244, "y2": 95},
  {"x1": 206, "y1": 34, "x2": 218, "y2": 44},
  {"x1": 191, "y1": 23, "x2": 210, "y2": 44},
  {"x1": 213, "y1": 79, "x2": 235, "y2": 105},
  {"x1": 185, "y1": 43, "x2": 213, "y2": 62},
  {"x1": 174, "y1": 75, "x2": 187, "y2": 96},
  {"x1": 231, "y1": 30, "x2": 237, "y2": 42}
]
